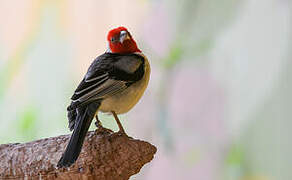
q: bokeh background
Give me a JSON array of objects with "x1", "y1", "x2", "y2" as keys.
[{"x1": 0, "y1": 0, "x2": 291, "y2": 179}]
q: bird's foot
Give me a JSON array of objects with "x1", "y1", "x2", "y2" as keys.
[
  {"x1": 95, "y1": 120, "x2": 103, "y2": 128},
  {"x1": 94, "y1": 120, "x2": 114, "y2": 135},
  {"x1": 95, "y1": 126, "x2": 113, "y2": 135},
  {"x1": 116, "y1": 130, "x2": 130, "y2": 138}
]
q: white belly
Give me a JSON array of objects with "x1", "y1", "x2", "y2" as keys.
[{"x1": 99, "y1": 57, "x2": 150, "y2": 114}]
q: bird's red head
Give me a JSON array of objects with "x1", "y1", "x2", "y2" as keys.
[{"x1": 107, "y1": 27, "x2": 141, "y2": 54}]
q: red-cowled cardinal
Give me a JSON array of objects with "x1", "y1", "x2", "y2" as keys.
[{"x1": 57, "y1": 27, "x2": 150, "y2": 168}]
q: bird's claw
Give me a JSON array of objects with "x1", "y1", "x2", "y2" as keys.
[
  {"x1": 95, "y1": 120, "x2": 103, "y2": 128},
  {"x1": 116, "y1": 130, "x2": 129, "y2": 137}
]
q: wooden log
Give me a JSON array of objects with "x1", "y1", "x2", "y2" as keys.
[{"x1": 0, "y1": 128, "x2": 157, "y2": 180}]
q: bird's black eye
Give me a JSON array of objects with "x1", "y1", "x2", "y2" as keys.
[{"x1": 111, "y1": 37, "x2": 117, "y2": 42}]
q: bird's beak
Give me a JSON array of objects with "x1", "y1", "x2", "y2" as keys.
[{"x1": 119, "y1": 30, "x2": 130, "y2": 43}]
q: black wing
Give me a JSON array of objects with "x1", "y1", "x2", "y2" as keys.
[{"x1": 67, "y1": 53, "x2": 145, "y2": 111}]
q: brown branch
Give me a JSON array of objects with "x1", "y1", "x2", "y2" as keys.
[{"x1": 0, "y1": 128, "x2": 157, "y2": 180}]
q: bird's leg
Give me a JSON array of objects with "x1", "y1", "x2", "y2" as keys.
[
  {"x1": 111, "y1": 111, "x2": 126, "y2": 134},
  {"x1": 95, "y1": 114, "x2": 103, "y2": 128},
  {"x1": 94, "y1": 114, "x2": 114, "y2": 135}
]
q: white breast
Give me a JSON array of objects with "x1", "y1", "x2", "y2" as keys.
[{"x1": 99, "y1": 54, "x2": 150, "y2": 114}]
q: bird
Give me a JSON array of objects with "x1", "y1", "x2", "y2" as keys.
[{"x1": 57, "y1": 26, "x2": 150, "y2": 168}]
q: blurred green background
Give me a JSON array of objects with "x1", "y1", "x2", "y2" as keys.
[{"x1": 0, "y1": 0, "x2": 291, "y2": 180}]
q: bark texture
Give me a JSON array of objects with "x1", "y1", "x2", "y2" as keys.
[{"x1": 0, "y1": 128, "x2": 157, "y2": 180}]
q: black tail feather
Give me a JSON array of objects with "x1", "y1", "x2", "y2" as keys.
[
  {"x1": 57, "y1": 101, "x2": 100, "y2": 168},
  {"x1": 67, "y1": 108, "x2": 77, "y2": 131}
]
